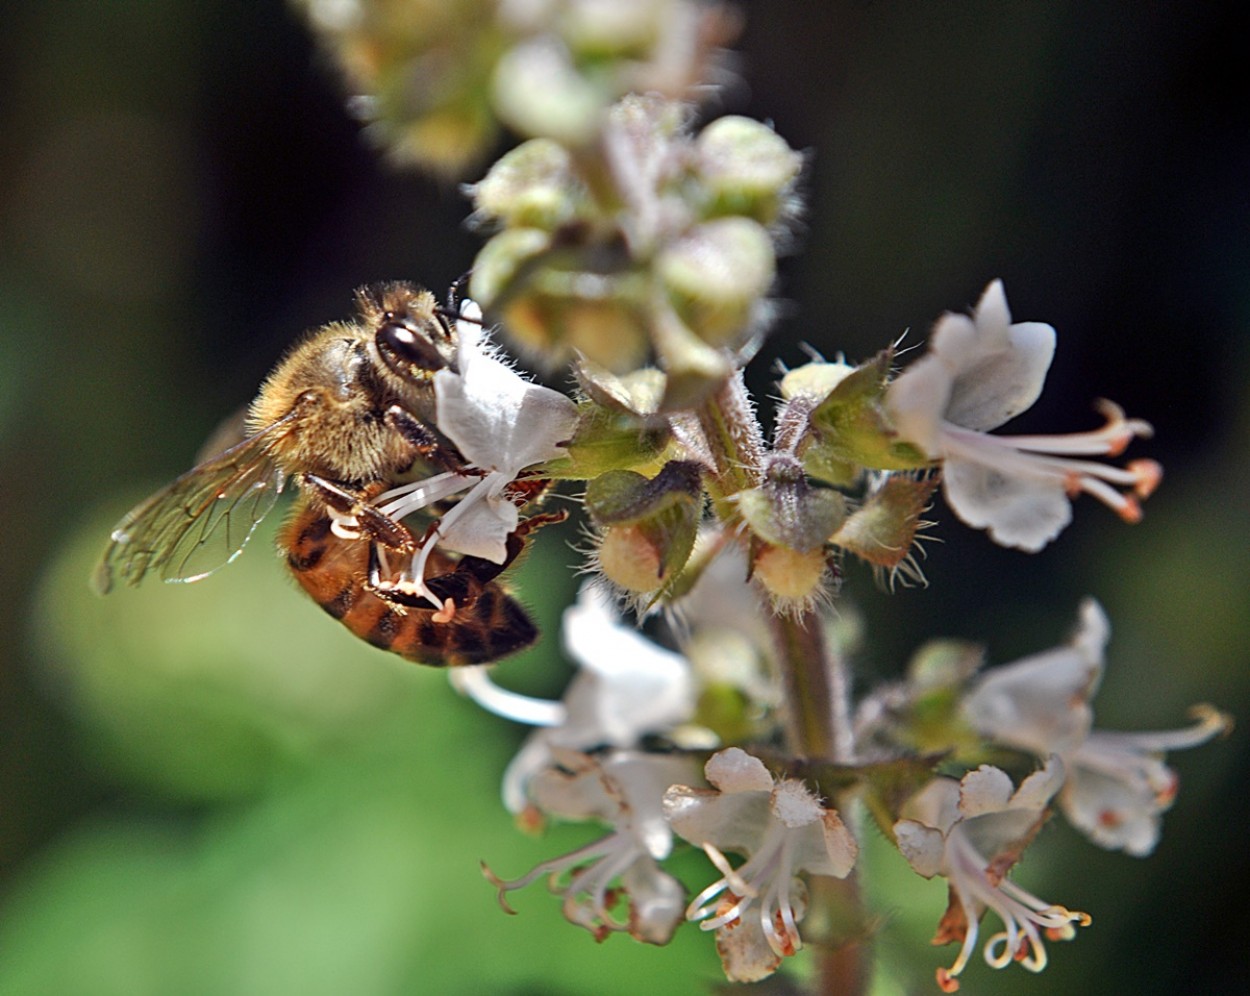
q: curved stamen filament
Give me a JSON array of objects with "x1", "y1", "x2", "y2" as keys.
[{"x1": 449, "y1": 667, "x2": 567, "y2": 727}]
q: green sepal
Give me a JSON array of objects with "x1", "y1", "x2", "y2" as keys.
[
  {"x1": 737, "y1": 461, "x2": 847, "y2": 552},
  {"x1": 804, "y1": 351, "x2": 930, "y2": 475},
  {"x1": 585, "y1": 462, "x2": 702, "y2": 587},
  {"x1": 831, "y1": 473, "x2": 938, "y2": 569},
  {"x1": 538, "y1": 402, "x2": 671, "y2": 480}
]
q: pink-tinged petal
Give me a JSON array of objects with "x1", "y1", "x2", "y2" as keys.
[
  {"x1": 818, "y1": 810, "x2": 859, "y2": 878},
  {"x1": 621, "y1": 858, "x2": 687, "y2": 944},
  {"x1": 901, "y1": 777, "x2": 963, "y2": 834},
  {"x1": 785, "y1": 807, "x2": 858, "y2": 879},
  {"x1": 1011, "y1": 756, "x2": 1066, "y2": 812},
  {"x1": 715, "y1": 909, "x2": 785, "y2": 983},
  {"x1": 664, "y1": 784, "x2": 773, "y2": 854},
  {"x1": 1059, "y1": 762, "x2": 1164, "y2": 857}
]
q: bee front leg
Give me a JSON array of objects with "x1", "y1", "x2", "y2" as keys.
[
  {"x1": 385, "y1": 405, "x2": 466, "y2": 472},
  {"x1": 301, "y1": 474, "x2": 415, "y2": 552}
]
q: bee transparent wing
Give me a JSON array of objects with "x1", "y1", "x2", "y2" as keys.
[{"x1": 94, "y1": 416, "x2": 297, "y2": 593}]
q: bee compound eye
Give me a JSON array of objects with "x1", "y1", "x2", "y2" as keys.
[{"x1": 377, "y1": 320, "x2": 445, "y2": 372}]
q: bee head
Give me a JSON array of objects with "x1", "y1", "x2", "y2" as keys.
[{"x1": 357, "y1": 282, "x2": 458, "y2": 382}]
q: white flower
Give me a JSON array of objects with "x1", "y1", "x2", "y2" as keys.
[
  {"x1": 370, "y1": 300, "x2": 579, "y2": 607},
  {"x1": 963, "y1": 599, "x2": 1230, "y2": 855},
  {"x1": 483, "y1": 749, "x2": 699, "y2": 945},
  {"x1": 451, "y1": 583, "x2": 696, "y2": 813},
  {"x1": 663, "y1": 747, "x2": 858, "y2": 983},
  {"x1": 893, "y1": 759, "x2": 1089, "y2": 992},
  {"x1": 886, "y1": 280, "x2": 1160, "y2": 551}
]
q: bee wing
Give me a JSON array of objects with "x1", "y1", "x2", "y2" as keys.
[{"x1": 94, "y1": 415, "x2": 298, "y2": 593}]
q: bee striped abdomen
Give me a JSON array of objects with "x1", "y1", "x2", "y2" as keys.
[{"x1": 281, "y1": 499, "x2": 538, "y2": 667}]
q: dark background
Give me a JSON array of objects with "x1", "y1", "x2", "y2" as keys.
[{"x1": 1, "y1": 2, "x2": 1246, "y2": 993}]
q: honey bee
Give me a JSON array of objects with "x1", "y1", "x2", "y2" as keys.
[
  {"x1": 95, "y1": 281, "x2": 556, "y2": 666},
  {"x1": 95, "y1": 282, "x2": 466, "y2": 595}
]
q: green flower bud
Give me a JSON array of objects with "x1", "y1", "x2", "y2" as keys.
[
  {"x1": 492, "y1": 38, "x2": 606, "y2": 145},
  {"x1": 737, "y1": 458, "x2": 846, "y2": 553},
  {"x1": 752, "y1": 543, "x2": 829, "y2": 604},
  {"x1": 695, "y1": 115, "x2": 803, "y2": 224},
  {"x1": 586, "y1": 462, "x2": 703, "y2": 592},
  {"x1": 656, "y1": 217, "x2": 775, "y2": 346},
  {"x1": 542, "y1": 400, "x2": 671, "y2": 480},
  {"x1": 470, "y1": 138, "x2": 582, "y2": 230},
  {"x1": 573, "y1": 358, "x2": 667, "y2": 417},
  {"x1": 472, "y1": 231, "x2": 653, "y2": 369}
]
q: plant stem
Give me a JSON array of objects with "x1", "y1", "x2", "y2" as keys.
[
  {"x1": 774, "y1": 613, "x2": 868, "y2": 995},
  {"x1": 699, "y1": 375, "x2": 869, "y2": 993}
]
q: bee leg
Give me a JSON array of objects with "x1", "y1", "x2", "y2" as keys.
[
  {"x1": 385, "y1": 405, "x2": 467, "y2": 472},
  {"x1": 301, "y1": 474, "x2": 415, "y2": 552}
]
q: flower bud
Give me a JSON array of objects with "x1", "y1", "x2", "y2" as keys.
[
  {"x1": 801, "y1": 352, "x2": 929, "y2": 484},
  {"x1": 779, "y1": 360, "x2": 856, "y2": 403},
  {"x1": 751, "y1": 543, "x2": 829, "y2": 605},
  {"x1": 695, "y1": 115, "x2": 803, "y2": 225},
  {"x1": 544, "y1": 401, "x2": 671, "y2": 480},
  {"x1": 470, "y1": 139, "x2": 582, "y2": 230},
  {"x1": 493, "y1": 37, "x2": 606, "y2": 145},
  {"x1": 586, "y1": 462, "x2": 703, "y2": 594},
  {"x1": 656, "y1": 217, "x2": 775, "y2": 346},
  {"x1": 471, "y1": 231, "x2": 653, "y2": 369}
]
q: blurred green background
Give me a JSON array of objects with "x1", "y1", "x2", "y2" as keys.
[{"x1": 1, "y1": 1, "x2": 1246, "y2": 993}]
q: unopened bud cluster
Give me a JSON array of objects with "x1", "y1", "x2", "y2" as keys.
[
  {"x1": 468, "y1": 96, "x2": 802, "y2": 399},
  {"x1": 294, "y1": 0, "x2": 736, "y2": 175}
]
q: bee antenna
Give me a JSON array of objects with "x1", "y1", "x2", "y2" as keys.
[
  {"x1": 446, "y1": 271, "x2": 473, "y2": 311},
  {"x1": 434, "y1": 304, "x2": 484, "y2": 329}
]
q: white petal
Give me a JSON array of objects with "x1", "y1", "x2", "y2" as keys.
[
  {"x1": 435, "y1": 344, "x2": 577, "y2": 474},
  {"x1": 959, "y1": 764, "x2": 1017, "y2": 817},
  {"x1": 769, "y1": 780, "x2": 823, "y2": 829},
  {"x1": 705, "y1": 747, "x2": 775, "y2": 794},
  {"x1": 894, "y1": 818, "x2": 946, "y2": 879},
  {"x1": 963, "y1": 603, "x2": 1107, "y2": 756},
  {"x1": 925, "y1": 281, "x2": 1056, "y2": 433},
  {"x1": 560, "y1": 585, "x2": 695, "y2": 744},
  {"x1": 434, "y1": 484, "x2": 518, "y2": 562},
  {"x1": 944, "y1": 319, "x2": 1055, "y2": 432},
  {"x1": 942, "y1": 458, "x2": 1072, "y2": 551},
  {"x1": 886, "y1": 353, "x2": 954, "y2": 456}
]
